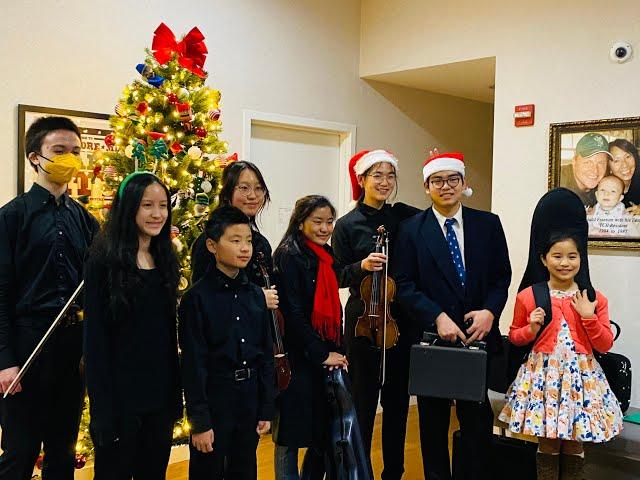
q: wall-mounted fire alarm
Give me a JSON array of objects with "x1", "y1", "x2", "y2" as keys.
[{"x1": 514, "y1": 104, "x2": 535, "y2": 127}]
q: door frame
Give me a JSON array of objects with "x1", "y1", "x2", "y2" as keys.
[{"x1": 242, "y1": 110, "x2": 357, "y2": 215}]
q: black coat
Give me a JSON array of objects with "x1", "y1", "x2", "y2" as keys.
[
  {"x1": 392, "y1": 206, "x2": 512, "y2": 352},
  {"x1": 271, "y1": 242, "x2": 349, "y2": 448}
]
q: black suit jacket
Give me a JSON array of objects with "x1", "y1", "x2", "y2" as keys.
[{"x1": 392, "y1": 206, "x2": 511, "y2": 351}]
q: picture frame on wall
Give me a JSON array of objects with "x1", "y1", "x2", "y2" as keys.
[
  {"x1": 17, "y1": 104, "x2": 112, "y2": 195},
  {"x1": 549, "y1": 116, "x2": 640, "y2": 250}
]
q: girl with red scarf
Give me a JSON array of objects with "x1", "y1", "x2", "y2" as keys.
[{"x1": 271, "y1": 195, "x2": 379, "y2": 480}]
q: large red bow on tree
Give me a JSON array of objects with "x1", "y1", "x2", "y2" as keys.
[{"x1": 151, "y1": 23, "x2": 208, "y2": 78}]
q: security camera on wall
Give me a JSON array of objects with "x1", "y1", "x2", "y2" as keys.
[{"x1": 610, "y1": 42, "x2": 633, "y2": 63}]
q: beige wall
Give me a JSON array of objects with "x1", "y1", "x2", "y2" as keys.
[
  {"x1": 362, "y1": 0, "x2": 640, "y2": 405},
  {"x1": 366, "y1": 80, "x2": 494, "y2": 209},
  {"x1": 0, "y1": 0, "x2": 492, "y2": 213}
]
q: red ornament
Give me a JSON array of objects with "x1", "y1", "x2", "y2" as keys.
[
  {"x1": 93, "y1": 165, "x2": 102, "y2": 176},
  {"x1": 136, "y1": 102, "x2": 149, "y2": 115},
  {"x1": 36, "y1": 454, "x2": 44, "y2": 470},
  {"x1": 195, "y1": 127, "x2": 207, "y2": 138},
  {"x1": 146, "y1": 131, "x2": 167, "y2": 140},
  {"x1": 75, "y1": 454, "x2": 87, "y2": 469},
  {"x1": 170, "y1": 142, "x2": 183, "y2": 154},
  {"x1": 208, "y1": 109, "x2": 221, "y2": 121},
  {"x1": 167, "y1": 93, "x2": 179, "y2": 104},
  {"x1": 104, "y1": 134, "x2": 115, "y2": 147}
]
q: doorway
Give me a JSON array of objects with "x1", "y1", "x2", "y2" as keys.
[{"x1": 243, "y1": 110, "x2": 356, "y2": 249}]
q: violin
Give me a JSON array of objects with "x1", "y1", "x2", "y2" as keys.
[
  {"x1": 257, "y1": 253, "x2": 291, "y2": 392},
  {"x1": 355, "y1": 226, "x2": 399, "y2": 384}
]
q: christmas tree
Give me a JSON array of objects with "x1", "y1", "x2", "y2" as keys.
[
  {"x1": 99, "y1": 22, "x2": 233, "y2": 287},
  {"x1": 48, "y1": 24, "x2": 234, "y2": 472}
]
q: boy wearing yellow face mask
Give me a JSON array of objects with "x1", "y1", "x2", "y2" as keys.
[{"x1": 0, "y1": 116, "x2": 99, "y2": 480}]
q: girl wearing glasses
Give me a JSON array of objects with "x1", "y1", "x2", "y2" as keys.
[
  {"x1": 331, "y1": 150, "x2": 419, "y2": 479},
  {"x1": 191, "y1": 161, "x2": 278, "y2": 308}
]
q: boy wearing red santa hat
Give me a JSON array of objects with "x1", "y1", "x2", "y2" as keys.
[{"x1": 392, "y1": 150, "x2": 512, "y2": 480}]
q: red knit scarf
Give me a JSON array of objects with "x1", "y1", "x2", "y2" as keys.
[{"x1": 304, "y1": 238, "x2": 341, "y2": 344}]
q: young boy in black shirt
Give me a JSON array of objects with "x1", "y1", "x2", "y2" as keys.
[{"x1": 179, "y1": 206, "x2": 275, "y2": 480}]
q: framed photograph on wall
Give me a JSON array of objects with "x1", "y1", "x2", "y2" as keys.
[
  {"x1": 549, "y1": 117, "x2": 640, "y2": 250},
  {"x1": 17, "y1": 104, "x2": 112, "y2": 195}
]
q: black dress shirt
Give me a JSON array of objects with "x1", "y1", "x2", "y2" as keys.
[
  {"x1": 178, "y1": 267, "x2": 275, "y2": 433},
  {"x1": 0, "y1": 183, "x2": 99, "y2": 369}
]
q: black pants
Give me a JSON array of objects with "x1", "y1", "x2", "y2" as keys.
[
  {"x1": 188, "y1": 424, "x2": 259, "y2": 480},
  {"x1": 92, "y1": 410, "x2": 175, "y2": 480},
  {"x1": 188, "y1": 377, "x2": 260, "y2": 480},
  {"x1": 0, "y1": 324, "x2": 84, "y2": 480},
  {"x1": 417, "y1": 395, "x2": 493, "y2": 480},
  {"x1": 346, "y1": 333, "x2": 410, "y2": 480}
]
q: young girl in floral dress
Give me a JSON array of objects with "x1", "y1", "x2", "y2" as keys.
[{"x1": 499, "y1": 232, "x2": 623, "y2": 480}]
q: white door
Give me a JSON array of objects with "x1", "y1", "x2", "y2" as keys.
[{"x1": 250, "y1": 123, "x2": 341, "y2": 250}]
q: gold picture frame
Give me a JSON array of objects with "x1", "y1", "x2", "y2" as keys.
[{"x1": 549, "y1": 117, "x2": 640, "y2": 250}]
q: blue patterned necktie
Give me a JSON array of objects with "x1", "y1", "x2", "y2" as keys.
[{"x1": 444, "y1": 218, "x2": 466, "y2": 287}]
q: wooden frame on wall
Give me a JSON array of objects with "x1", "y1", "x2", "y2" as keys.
[{"x1": 549, "y1": 116, "x2": 640, "y2": 250}]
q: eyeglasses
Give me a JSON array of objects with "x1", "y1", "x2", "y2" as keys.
[
  {"x1": 367, "y1": 173, "x2": 397, "y2": 183},
  {"x1": 235, "y1": 184, "x2": 266, "y2": 197},
  {"x1": 429, "y1": 175, "x2": 462, "y2": 189}
]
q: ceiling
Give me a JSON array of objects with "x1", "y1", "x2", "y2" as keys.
[{"x1": 363, "y1": 56, "x2": 496, "y2": 104}]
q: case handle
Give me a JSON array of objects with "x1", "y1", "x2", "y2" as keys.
[{"x1": 421, "y1": 332, "x2": 486, "y2": 350}]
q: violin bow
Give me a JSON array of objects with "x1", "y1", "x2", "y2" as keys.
[
  {"x1": 380, "y1": 229, "x2": 389, "y2": 386},
  {"x1": 4, "y1": 281, "x2": 85, "y2": 398}
]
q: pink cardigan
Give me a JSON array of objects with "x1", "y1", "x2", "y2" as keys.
[{"x1": 508, "y1": 286, "x2": 613, "y2": 354}]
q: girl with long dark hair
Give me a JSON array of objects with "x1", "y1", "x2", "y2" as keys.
[
  {"x1": 332, "y1": 150, "x2": 419, "y2": 480},
  {"x1": 84, "y1": 172, "x2": 182, "y2": 479},
  {"x1": 272, "y1": 195, "x2": 377, "y2": 480}
]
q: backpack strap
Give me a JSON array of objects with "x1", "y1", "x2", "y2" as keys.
[{"x1": 531, "y1": 281, "x2": 552, "y2": 336}]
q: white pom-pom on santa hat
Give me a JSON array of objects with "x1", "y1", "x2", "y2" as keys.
[
  {"x1": 422, "y1": 152, "x2": 473, "y2": 197},
  {"x1": 348, "y1": 149, "x2": 399, "y2": 206}
]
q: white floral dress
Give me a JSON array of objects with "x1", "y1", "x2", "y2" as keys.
[{"x1": 498, "y1": 289, "x2": 623, "y2": 442}]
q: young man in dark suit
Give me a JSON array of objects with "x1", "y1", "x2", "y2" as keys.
[{"x1": 392, "y1": 151, "x2": 511, "y2": 480}]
